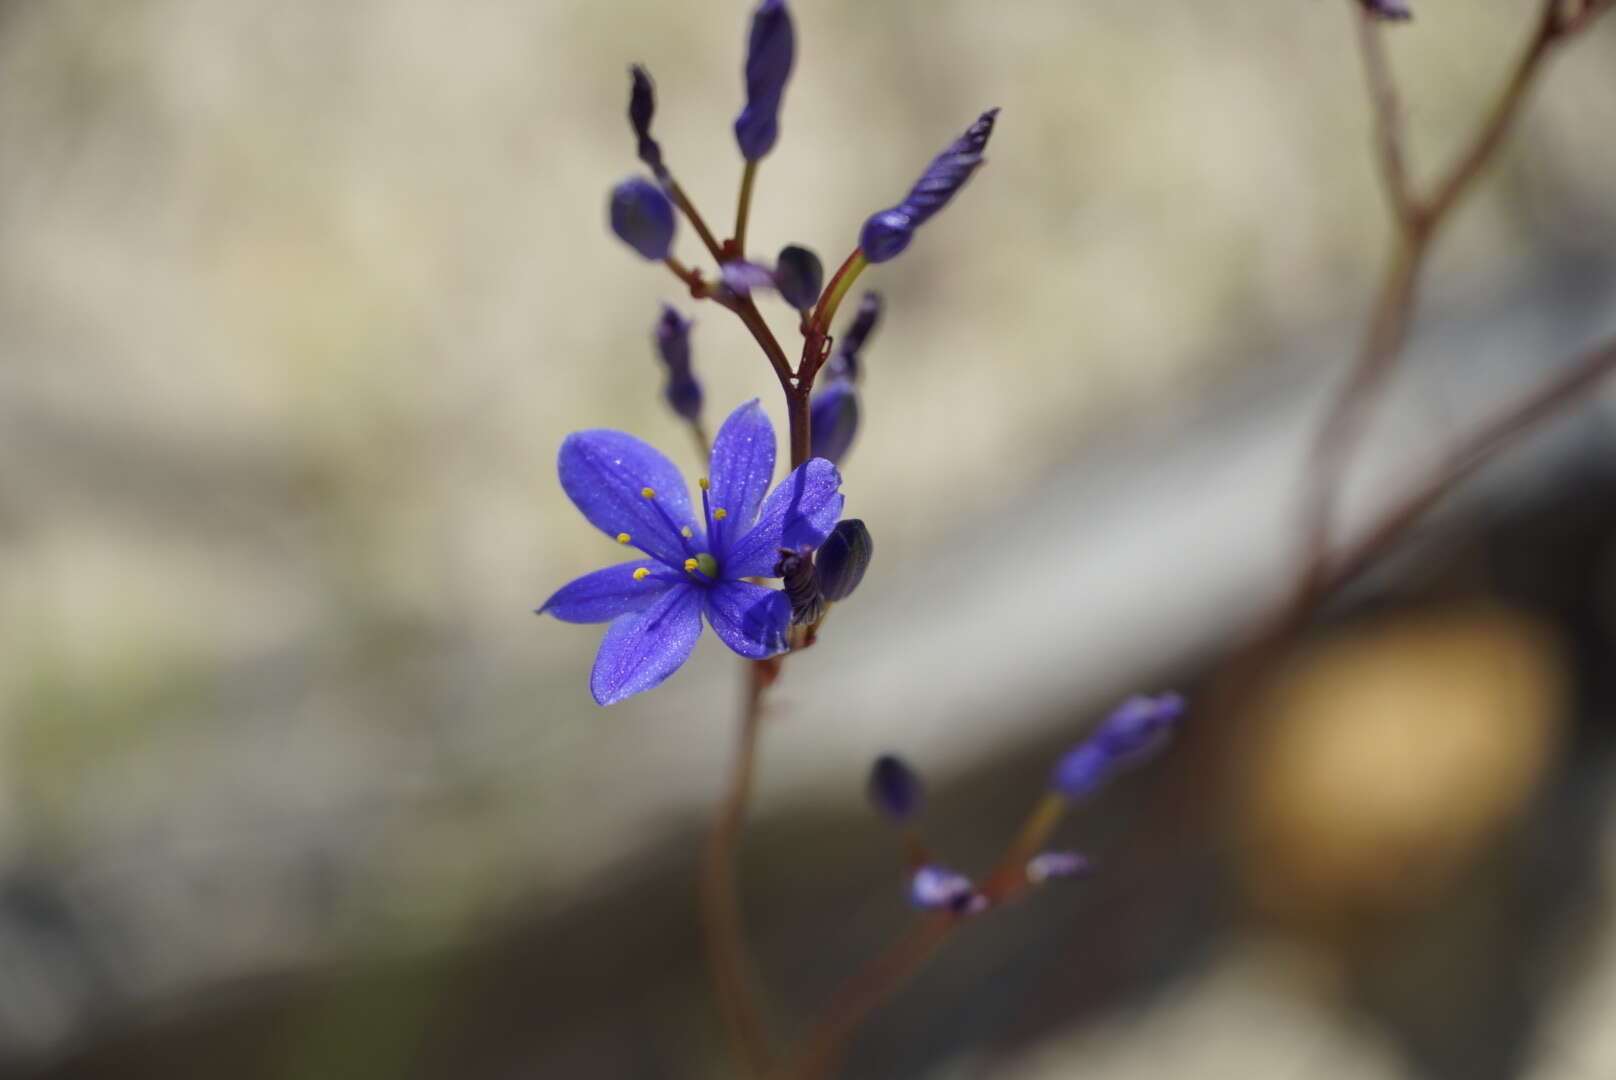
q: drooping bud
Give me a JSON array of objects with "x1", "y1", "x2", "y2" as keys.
[
  {"x1": 627, "y1": 65, "x2": 667, "y2": 179},
  {"x1": 609, "y1": 176, "x2": 676, "y2": 260},
  {"x1": 1359, "y1": 0, "x2": 1412, "y2": 20},
  {"x1": 809, "y1": 379, "x2": 859, "y2": 465},
  {"x1": 774, "y1": 245, "x2": 823, "y2": 311},
  {"x1": 867, "y1": 753, "x2": 922, "y2": 822},
  {"x1": 1051, "y1": 692, "x2": 1186, "y2": 800},
  {"x1": 908, "y1": 865, "x2": 979, "y2": 912},
  {"x1": 654, "y1": 305, "x2": 701, "y2": 423},
  {"x1": 859, "y1": 109, "x2": 999, "y2": 264},
  {"x1": 825, "y1": 291, "x2": 882, "y2": 382},
  {"x1": 816, "y1": 518, "x2": 872, "y2": 602},
  {"x1": 773, "y1": 545, "x2": 823, "y2": 626},
  {"x1": 1026, "y1": 851, "x2": 1095, "y2": 884},
  {"x1": 719, "y1": 259, "x2": 777, "y2": 298},
  {"x1": 733, "y1": 0, "x2": 795, "y2": 161}
]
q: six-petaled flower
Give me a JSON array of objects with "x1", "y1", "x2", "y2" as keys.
[{"x1": 539, "y1": 399, "x2": 844, "y2": 705}]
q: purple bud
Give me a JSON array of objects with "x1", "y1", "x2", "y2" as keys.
[
  {"x1": 1026, "y1": 851, "x2": 1095, "y2": 884},
  {"x1": 860, "y1": 109, "x2": 998, "y2": 264},
  {"x1": 719, "y1": 259, "x2": 777, "y2": 298},
  {"x1": 809, "y1": 379, "x2": 859, "y2": 465},
  {"x1": 867, "y1": 753, "x2": 920, "y2": 822},
  {"x1": 1050, "y1": 692, "x2": 1186, "y2": 800},
  {"x1": 909, "y1": 865, "x2": 976, "y2": 912},
  {"x1": 859, "y1": 209, "x2": 914, "y2": 264},
  {"x1": 628, "y1": 65, "x2": 667, "y2": 179},
  {"x1": 1359, "y1": 0, "x2": 1412, "y2": 20},
  {"x1": 733, "y1": 0, "x2": 795, "y2": 161},
  {"x1": 609, "y1": 176, "x2": 676, "y2": 260},
  {"x1": 816, "y1": 518, "x2": 872, "y2": 602},
  {"x1": 774, "y1": 245, "x2": 823, "y2": 310},
  {"x1": 825, "y1": 291, "x2": 882, "y2": 382},
  {"x1": 654, "y1": 305, "x2": 701, "y2": 423}
]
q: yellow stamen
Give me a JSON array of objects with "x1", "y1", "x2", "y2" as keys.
[
  {"x1": 683, "y1": 558, "x2": 698, "y2": 573},
  {"x1": 641, "y1": 487, "x2": 655, "y2": 498},
  {"x1": 616, "y1": 533, "x2": 631, "y2": 544},
  {"x1": 714, "y1": 508, "x2": 728, "y2": 521},
  {"x1": 698, "y1": 477, "x2": 710, "y2": 490},
  {"x1": 680, "y1": 525, "x2": 693, "y2": 538},
  {"x1": 632, "y1": 567, "x2": 651, "y2": 581}
]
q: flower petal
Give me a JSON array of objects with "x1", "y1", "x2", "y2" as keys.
[
  {"x1": 724, "y1": 458, "x2": 845, "y2": 578},
  {"x1": 707, "y1": 399, "x2": 776, "y2": 551},
  {"x1": 537, "y1": 560, "x2": 676, "y2": 624},
  {"x1": 703, "y1": 579, "x2": 791, "y2": 659},
  {"x1": 559, "y1": 429, "x2": 697, "y2": 564},
  {"x1": 590, "y1": 584, "x2": 703, "y2": 705}
]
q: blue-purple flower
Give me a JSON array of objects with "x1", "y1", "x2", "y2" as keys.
[{"x1": 539, "y1": 400, "x2": 844, "y2": 705}]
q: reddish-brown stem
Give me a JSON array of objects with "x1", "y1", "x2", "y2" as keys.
[
  {"x1": 1301, "y1": 0, "x2": 1597, "y2": 602},
  {"x1": 774, "y1": 915, "x2": 955, "y2": 1080},
  {"x1": 669, "y1": 179, "x2": 726, "y2": 264},
  {"x1": 700, "y1": 660, "x2": 781, "y2": 1077}
]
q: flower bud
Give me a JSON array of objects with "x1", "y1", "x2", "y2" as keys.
[
  {"x1": 653, "y1": 305, "x2": 701, "y2": 423},
  {"x1": 825, "y1": 291, "x2": 882, "y2": 382},
  {"x1": 859, "y1": 109, "x2": 998, "y2": 264},
  {"x1": 609, "y1": 176, "x2": 676, "y2": 260},
  {"x1": 628, "y1": 65, "x2": 667, "y2": 179},
  {"x1": 1026, "y1": 851, "x2": 1094, "y2": 884},
  {"x1": 809, "y1": 379, "x2": 859, "y2": 465},
  {"x1": 719, "y1": 259, "x2": 776, "y2": 298},
  {"x1": 867, "y1": 753, "x2": 921, "y2": 822},
  {"x1": 772, "y1": 544, "x2": 823, "y2": 626},
  {"x1": 909, "y1": 865, "x2": 978, "y2": 912},
  {"x1": 816, "y1": 518, "x2": 872, "y2": 602},
  {"x1": 733, "y1": 0, "x2": 795, "y2": 161},
  {"x1": 1051, "y1": 692, "x2": 1185, "y2": 800},
  {"x1": 773, "y1": 244, "x2": 823, "y2": 310},
  {"x1": 1359, "y1": 0, "x2": 1412, "y2": 19}
]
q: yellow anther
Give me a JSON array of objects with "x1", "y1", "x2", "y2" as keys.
[
  {"x1": 616, "y1": 533, "x2": 631, "y2": 544},
  {"x1": 680, "y1": 525, "x2": 693, "y2": 538},
  {"x1": 714, "y1": 508, "x2": 728, "y2": 521},
  {"x1": 632, "y1": 567, "x2": 651, "y2": 581},
  {"x1": 640, "y1": 487, "x2": 655, "y2": 498},
  {"x1": 698, "y1": 477, "x2": 710, "y2": 490},
  {"x1": 683, "y1": 558, "x2": 698, "y2": 573}
]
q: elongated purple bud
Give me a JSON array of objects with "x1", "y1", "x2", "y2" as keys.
[
  {"x1": 809, "y1": 379, "x2": 859, "y2": 465},
  {"x1": 628, "y1": 65, "x2": 667, "y2": 179},
  {"x1": 1359, "y1": 0, "x2": 1412, "y2": 20},
  {"x1": 609, "y1": 176, "x2": 676, "y2": 260},
  {"x1": 654, "y1": 305, "x2": 701, "y2": 423},
  {"x1": 860, "y1": 109, "x2": 999, "y2": 264},
  {"x1": 816, "y1": 518, "x2": 871, "y2": 602},
  {"x1": 825, "y1": 291, "x2": 882, "y2": 382},
  {"x1": 733, "y1": 0, "x2": 795, "y2": 160},
  {"x1": 868, "y1": 753, "x2": 922, "y2": 822},
  {"x1": 1051, "y1": 692, "x2": 1186, "y2": 799},
  {"x1": 774, "y1": 245, "x2": 823, "y2": 311}
]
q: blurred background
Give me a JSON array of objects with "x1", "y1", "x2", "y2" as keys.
[{"x1": 2, "y1": 0, "x2": 1616, "y2": 1076}]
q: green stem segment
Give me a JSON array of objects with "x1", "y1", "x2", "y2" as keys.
[{"x1": 734, "y1": 160, "x2": 759, "y2": 256}]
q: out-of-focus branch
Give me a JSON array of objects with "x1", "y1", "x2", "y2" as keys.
[
  {"x1": 700, "y1": 659, "x2": 782, "y2": 1078},
  {"x1": 1299, "y1": 0, "x2": 1607, "y2": 606}
]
